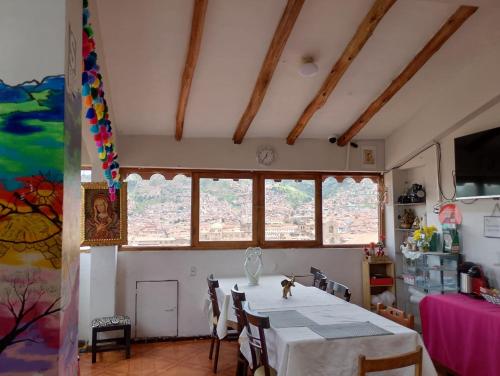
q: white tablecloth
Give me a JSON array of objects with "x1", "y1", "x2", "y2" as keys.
[
  {"x1": 214, "y1": 275, "x2": 436, "y2": 376},
  {"x1": 215, "y1": 275, "x2": 347, "y2": 338}
]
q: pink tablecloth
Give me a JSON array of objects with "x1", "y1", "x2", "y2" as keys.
[{"x1": 420, "y1": 293, "x2": 500, "y2": 376}]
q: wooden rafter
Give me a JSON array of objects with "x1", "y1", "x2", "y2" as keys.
[
  {"x1": 286, "y1": 0, "x2": 397, "y2": 145},
  {"x1": 337, "y1": 5, "x2": 478, "y2": 146},
  {"x1": 233, "y1": 0, "x2": 305, "y2": 144},
  {"x1": 175, "y1": 0, "x2": 208, "y2": 141}
]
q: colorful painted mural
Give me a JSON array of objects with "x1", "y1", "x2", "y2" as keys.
[{"x1": 0, "y1": 76, "x2": 67, "y2": 374}]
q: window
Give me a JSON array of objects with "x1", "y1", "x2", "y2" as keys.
[
  {"x1": 322, "y1": 177, "x2": 379, "y2": 245},
  {"x1": 199, "y1": 178, "x2": 253, "y2": 242},
  {"x1": 120, "y1": 168, "x2": 381, "y2": 249},
  {"x1": 264, "y1": 179, "x2": 315, "y2": 241},
  {"x1": 126, "y1": 173, "x2": 191, "y2": 246}
]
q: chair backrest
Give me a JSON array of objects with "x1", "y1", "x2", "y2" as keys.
[
  {"x1": 318, "y1": 274, "x2": 328, "y2": 291},
  {"x1": 207, "y1": 274, "x2": 220, "y2": 320},
  {"x1": 376, "y1": 303, "x2": 414, "y2": 329},
  {"x1": 328, "y1": 280, "x2": 352, "y2": 302},
  {"x1": 358, "y1": 346, "x2": 422, "y2": 376},
  {"x1": 310, "y1": 267, "x2": 325, "y2": 288},
  {"x1": 243, "y1": 303, "x2": 272, "y2": 376},
  {"x1": 231, "y1": 284, "x2": 247, "y2": 333}
]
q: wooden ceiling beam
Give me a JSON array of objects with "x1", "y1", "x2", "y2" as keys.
[
  {"x1": 286, "y1": 0, "x2": 397, "y2": 145},
  {"x1": 233, "y1": 0, "x2": 305, "y2": 144},
  {"x1": 337, "y1": 5, "x2": 478, "y2": 146},
  {"x1": 175, "y1": 0, "x2": 208, "y2": 141}
]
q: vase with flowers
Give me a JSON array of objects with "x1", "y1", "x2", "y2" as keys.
[{"x1": 413, "y1": 225, "x2": 437, "y2": 252}]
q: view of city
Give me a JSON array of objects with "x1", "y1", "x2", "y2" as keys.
[
  {"x1": 322, "y1": 177, "x2": 379, "y2": 244},
  {"x1": 126, "y1": 174, "x2": 191, "y2": 246},
  {"x1": 123, "y1": 173, "x2": 379, "y2": 246},
  {"x1": 200, "y1": 178, "x2": 252, "y2": 241},
  {"x1": 265, "y1": 180, "x2": 315, "y2": 241}
]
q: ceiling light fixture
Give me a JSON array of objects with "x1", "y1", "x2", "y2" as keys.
[{"x1": 298, "y1": 56, "x2": 318, "y2": 77}]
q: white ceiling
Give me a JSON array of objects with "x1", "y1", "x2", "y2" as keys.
[{"x1": 92, "y1": 0, "x2": 500, "y2": 141}]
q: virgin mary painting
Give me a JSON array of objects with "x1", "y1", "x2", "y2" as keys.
[{"x1": 81, "y1": 182, "x2": 127, "y2": 246}]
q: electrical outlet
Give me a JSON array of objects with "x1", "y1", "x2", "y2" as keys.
[{"x1": 190, "y1": 266, "x2": 197, "y2": 277}]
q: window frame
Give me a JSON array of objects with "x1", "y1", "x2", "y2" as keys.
[
  {"x1": 320, "y1": 174, "x2": 383, "y2": 248},
  {"x1": 119, "y1": 167, "x2": 382, "y2": 251},
  {"x1": 194, "y1": 171, "x2": 258, "y2": 249},
  {"x1": 260, "y1": 173, "x2": 322, "y2": 248}
]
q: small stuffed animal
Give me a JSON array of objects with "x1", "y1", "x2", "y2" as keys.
[{"x1": 281, "y1": 276, "x2": 295, "y2": 299}]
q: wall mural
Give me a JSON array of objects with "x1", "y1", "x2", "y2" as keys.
[{"x1": 0, "y1": 76, "x2": 66, "y2": 374}]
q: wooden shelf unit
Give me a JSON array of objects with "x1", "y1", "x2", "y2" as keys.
[{"x1": 362, "y1": 259, "x2": 395, "y2": 310}]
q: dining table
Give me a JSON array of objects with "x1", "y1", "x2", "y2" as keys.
[{"x1": 212, "y1": 274, "x2": 437, "y2": 376}]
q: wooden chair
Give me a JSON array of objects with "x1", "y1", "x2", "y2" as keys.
[
  {"x1": 231, "y1": 284, "x2": 248, "y2": 376},
  {"x1": 207, "y1": 275, "x2": 238, "y2": 373},
  {"x1": 376, "y1": 303, "x2": 415, "y2": 329},
  {"x1": 243, "y1": 304, "x2": 277, "y2": 376},
  {"x1": 328, "y1": 280, "x2": 352, "y2": 302},
  {"x1": 358, "y1": 346, "x2": 423, "y2": 376},
  {"x1": 310, "y1": 267, "x2": 326, "y2": 289},
  {"x1": 318, "y1": 274, "x2": 328, "y2": 291}
]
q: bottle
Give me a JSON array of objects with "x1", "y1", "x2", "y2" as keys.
[{"x1": 451, "y1": 230, "x2": 460, "y2": 254}]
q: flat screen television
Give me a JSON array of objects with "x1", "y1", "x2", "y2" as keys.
[{"x1": 455, "y1": 126, "x2": 500, "y2": 199}]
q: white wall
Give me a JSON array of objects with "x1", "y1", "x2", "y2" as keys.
[
  {"x1": 437, "y1": 105, "x2": 500, "y2": 286},
  {"x1": 385, "y1": 3, "x2": 500, "y2": 169},
  {"x1": 0, "y1": 0, "x2": 64, "y2": 85},
  {"x1": 115, "y1": 248, "x2": 364, "y2": 338},
  {"x1": 79, "y1": 247, "x2": 364, "y2": 340},
  {"x1": 385, "y1": 101, "x2": 500, "y2": 288},
  {"x1": 78, "y1": 135, "x2": 383, "y2": 342},
  {"x1": 84, "y1": 135, "x2": 385, "y2": 173}
]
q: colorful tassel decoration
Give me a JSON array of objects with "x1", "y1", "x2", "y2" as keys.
[{"x1": 83, "y1": 0, "x2": 121, "y2": 200}]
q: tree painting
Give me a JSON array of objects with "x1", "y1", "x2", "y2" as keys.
[
  {"x1": 0, "y1": 76, "x2": 66, "y2": 373},
  {"x1": 0, "y1": 271, "x2": 61, "y2": 355},
  {"x1": 0, "y1": 174, "x2": 63, "y2": 269}
]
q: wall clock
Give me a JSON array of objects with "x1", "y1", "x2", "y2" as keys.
[{"x1": 256, "y1": 146, "x2": 276, "y2": 166}]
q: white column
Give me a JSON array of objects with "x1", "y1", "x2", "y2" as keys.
[{"x1": 88, "y1": 162, "x2": 118, "y2": 328}]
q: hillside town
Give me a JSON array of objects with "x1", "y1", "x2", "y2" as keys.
[{"x1": 125, "y1": 175, "x2": 378, "y2": 246}]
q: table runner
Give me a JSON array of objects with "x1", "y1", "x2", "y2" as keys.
[
  {"x1": 259, "y1": 310, "x2": 317, "y2": 328},
  {"x1": 214, "y1": 275, "x2": 347, "y2": 338},
  {"x1": 420, "y1": 293, "x2": 500, "y2": 376},
  {"x1": 308, "y1": 321, "x2": 392, "y2": 340}
]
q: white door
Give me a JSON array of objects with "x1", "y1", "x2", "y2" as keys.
[{"x1": 135, "y1": 280, "x2": 178, "y2": 338}]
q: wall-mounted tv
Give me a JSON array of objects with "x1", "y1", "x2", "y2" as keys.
[{"x1": 455, "y1": 126, "x2": 500, "y2": 199}]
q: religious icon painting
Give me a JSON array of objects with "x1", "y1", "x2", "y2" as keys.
[{"x1": 81, "y1": 182, "x2": 127, "y2": 246}]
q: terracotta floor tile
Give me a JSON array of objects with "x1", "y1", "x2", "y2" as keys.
[{"x1": 80, "y1": 339, "x2": 239, "y2": 376}]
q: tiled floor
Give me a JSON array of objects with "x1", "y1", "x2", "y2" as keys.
[
  {"x1": 80, "y1": 338, "x2": 449, "y2": 376},
  {"x1": 79, "y1": 339, "x2": 239, "y2": 376}
]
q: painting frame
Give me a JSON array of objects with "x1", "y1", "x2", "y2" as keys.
[
  {"x1": 81, "y1": 182, "x2": 127, "y2": 246},
  {"x1": 361, "y1": 146, "x2": 377, "y2": 168}
]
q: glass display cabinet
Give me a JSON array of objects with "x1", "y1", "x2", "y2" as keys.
[{"x1": 402, "y1": 251, "x2": 460, "y2": 294}]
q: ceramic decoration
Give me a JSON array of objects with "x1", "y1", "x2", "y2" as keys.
[{"x1": 244, "y1": 247, "x2": 263, "y2": 286}]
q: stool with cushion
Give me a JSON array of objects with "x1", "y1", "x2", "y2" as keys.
[{"x1": 91, "y1": 315, "x2": 131, "y2": 363}]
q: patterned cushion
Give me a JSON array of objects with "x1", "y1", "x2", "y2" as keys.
[{"x1": 92, "y1": 315, "x2": 131, "y2": 328}]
